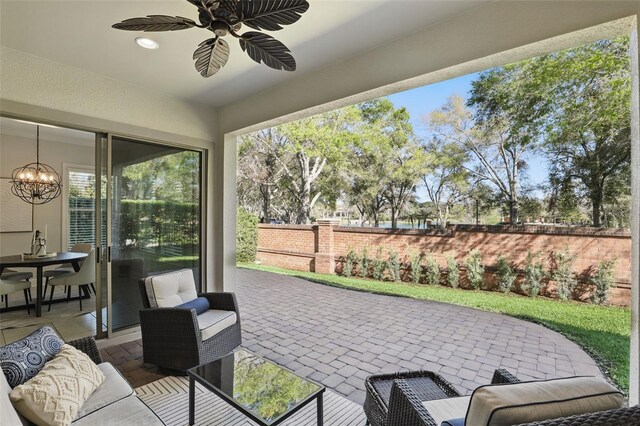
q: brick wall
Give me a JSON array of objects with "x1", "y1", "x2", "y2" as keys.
[{"x1": 256, "y1": 223, "x2": 632, "y2": 305}]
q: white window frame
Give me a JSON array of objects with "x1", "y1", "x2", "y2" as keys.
[{"x1": 62, "y1": 163, "x2": 95, "y2": 252}]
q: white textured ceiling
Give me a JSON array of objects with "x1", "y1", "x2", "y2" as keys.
[{"x1": 0, "y1": 1, "x2": 489, "y2": 107}]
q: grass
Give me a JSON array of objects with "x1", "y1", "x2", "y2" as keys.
[{"x1": 239, "y1": 262, "x2": 631, "y2": 392}]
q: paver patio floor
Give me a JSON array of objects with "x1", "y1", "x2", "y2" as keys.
[
  {"x1": 237, "y1": 268, "x2": 602, "y2": 405},
  {"x1": 102, "y1": 268, "x2": 603, "y2": 406}
]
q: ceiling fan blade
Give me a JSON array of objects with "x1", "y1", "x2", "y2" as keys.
[
  {"x1": 112, "y1": 15, "x2": 197, "y2": 32},
  {"x1": 237, "y1": 0, "x2": 309, "y2": 31},
  {"x1": 194, "y1": 38, "x2": 230, "y2": 77},
  {"x1": 239, "y1": 32, "x2": 295, "y2": 71}
]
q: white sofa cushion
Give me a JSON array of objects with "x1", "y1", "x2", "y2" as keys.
[
  {"x1": 422, "y1": 396, "x2": 470, "y2": 425},
  {"x1": 145, "y1": 269, "x2": 198, "y2": 308},
  {"x1": 75, "y1": 363, "x2": 133, "y2": 420},
  {"x1": 198, "y1": 310, "x2": 237, "y2": 341},
  {"x1": 1, "y1": 370, "x2": 28, "y2": 426},
  {"x1": 466, "y1": 376, "x2": 624, "y2": 425},
  {"x1": 72, "y1": 393, "x2": 164, "y2": 425}
]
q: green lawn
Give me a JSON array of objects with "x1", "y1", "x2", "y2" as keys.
[{"x1": 239, "y1": 263, "x2": 631, "y2": 393}]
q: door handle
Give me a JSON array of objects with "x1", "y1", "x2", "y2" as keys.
[
  {"x1": 107, "y1": 246, "x2": 112, "y2": 263},
  {"x1": 96, "y1": 246, "x2": 101, "y2": 263}
]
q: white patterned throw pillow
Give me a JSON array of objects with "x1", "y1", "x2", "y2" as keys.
[{"x1": 9, "y1": 344, "x2": 105, "y2": 426}]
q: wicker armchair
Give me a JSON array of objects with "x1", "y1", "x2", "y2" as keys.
[
  {"x1": 138, "y1": 278, "x2": 242, "y2": 372},
  {"x1": 375, "y1": 369, "x2": 640, "y2": 426}
]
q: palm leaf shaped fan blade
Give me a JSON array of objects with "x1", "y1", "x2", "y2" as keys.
[{"x1": 111, "y1": 0, "x2": 309, "y2": 78}]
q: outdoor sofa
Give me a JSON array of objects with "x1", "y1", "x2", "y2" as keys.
[
  {"x1": 1, "y1": 330, "x2": 164, "y2": 425},
  {"x1": 138, "y1": 269, "x2": 242, "y2": 371},
  {"x1": 364, "y1": 369, "x2": 640, "y2": 426}
]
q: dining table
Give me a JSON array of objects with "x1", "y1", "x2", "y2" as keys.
[{"x1": 0, "y1": 251, "x2": 89, "y2": 317}]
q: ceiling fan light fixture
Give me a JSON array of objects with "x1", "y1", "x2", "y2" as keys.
[
  {"x1": 113, "y1": 0, "x2": 310, "y2": 78},
  {"x1": 135, "y1": 37, "x2": 160, "y2": 49}
]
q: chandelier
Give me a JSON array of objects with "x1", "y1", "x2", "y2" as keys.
[{"x1": 11, "y1": 125, "x2": 62, "y2": 205}]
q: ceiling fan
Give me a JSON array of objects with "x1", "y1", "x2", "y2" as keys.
[{"x1": 112, "y1": 0, "x2": 309, "y2": 78}]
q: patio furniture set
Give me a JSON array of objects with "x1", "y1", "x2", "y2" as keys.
[{"x1": 1, "y1": 268, "x2": 639, "y2": 425}]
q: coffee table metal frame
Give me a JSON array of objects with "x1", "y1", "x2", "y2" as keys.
[{"x1": 187, "y1": 349, "x2": 325, "y2": 426}]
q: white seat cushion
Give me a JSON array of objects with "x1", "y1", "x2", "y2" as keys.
[
  {"x1": 72, "y1": 394, "x2": 164, "y2": 425},
  {"x1": 466, "y1": 376, "x2": 624, "y2": 425},
  {"x1": 144, "y1": 269, "x2": 198, "y2": 308},
  {"x1": 422, "y1": 396, "x2": 470, "y2": 425},
  {"x1": 75, "y1": 363, "x2": 134, "y2": 420},
  {"x1": 198, "y1": 310, "x2": 237, "y2": 341}
]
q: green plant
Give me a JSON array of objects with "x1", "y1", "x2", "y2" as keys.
[
  {"x1": 424, "y1": 253, "x2": 440, "y2": 286},
  {"x1": 591, "y1": 258, "x2": 617, "y2": 305},
  {"x1": 552, "y1": 249, "x2": 577, "y2": 301},
  {"x1": 372, "y1": 247, "x2": 386, "y2": 281},
  {"x1": 496, "y1": 255, "x2": 516, "y2": 293},
  {"x1": 236, "y1": 208, "x2": 259, "y2": 262},
  {"x1": 523, "y1": 251, "x2": 545, "y2": 297},
  {"x1": 445, "y1": 254, "x2": 459, "y2": 289},
  {"x1": 359, "y1": 247, "x2": 370, "y2": 278},
  {"x1": 409, "y1": 251, "x2": 422, "y2": 284},
  {"x1": 343, "y1": 248, "x2": 357, "y2": 277},
  {"x1": 465, "y1": 250, "x2": 484, "y2": 290},
  {"x1": 387, "y1": 249, "x2": 401, "y2": 282}
]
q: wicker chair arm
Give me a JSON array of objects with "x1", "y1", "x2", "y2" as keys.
[
  {"x1": 491, "y1": 368, "x2": 520, "y2": 384},
  {"x1": 68, "y1": 336, "x2": 103, "y2": 364},
  {"x1": 139, "y1": 307, "x2": 201, "y2": 343},
  {"x1": 199, "y1": 292, "x2": 240, "y2": 314},
  {"x1": 387, "y1": 379, "x2": 438, "y2": 426},
  {"x1": 515, "y1": 405, "x2": 640, "y2": 426}
]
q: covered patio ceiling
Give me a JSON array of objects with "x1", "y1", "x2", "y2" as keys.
[{"x1": 0, "y1": 0, "x2": 489, "y2": 108}]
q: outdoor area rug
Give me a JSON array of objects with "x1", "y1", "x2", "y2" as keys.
[{"x1": 136, "y1": 376, "x2": 367, "y2": 425}]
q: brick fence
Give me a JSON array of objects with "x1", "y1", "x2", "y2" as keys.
[{"x1": 256, "y1": 221, "x2": 632, "y2": 306}]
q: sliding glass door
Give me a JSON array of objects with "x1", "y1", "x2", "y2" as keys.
[{"x1": 105, "y1": 136, "x2": 203, "y2": 332}]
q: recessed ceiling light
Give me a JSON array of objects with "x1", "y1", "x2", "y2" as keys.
[{"x1": 135, "y1": 37, "x2": 159, "y2": 50}]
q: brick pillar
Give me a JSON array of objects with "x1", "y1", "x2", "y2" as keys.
[{"x1": 314, "y1": 219, "x2": 340, "y2": 274}]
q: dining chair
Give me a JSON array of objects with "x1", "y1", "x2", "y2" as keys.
[
  {"x1": 0, "y1": 279, "x2": 31, "y2": 314},
  {"x1": 47, "y1": 249, "x2": 96, "y2": 311},
  {"x1": 0, "y1": 270, "x2": 33, "y2": 303},
  {"x1": 43, "y1": 242, "x2": 93, "y2": 298}
]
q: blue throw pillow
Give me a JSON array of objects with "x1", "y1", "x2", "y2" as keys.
[
  {"x1": 0, "y1": 326, "x2": 64, "y2": 388},
  {"x1": 441, "y1": 419, "x2": 464, "y2": 426},
  {"x1": 177, "y1": 297, "x2": 210, "y2": 315}
]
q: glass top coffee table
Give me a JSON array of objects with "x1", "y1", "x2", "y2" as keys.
[{"x1": 187, "y1": 348, "x2": 325, "y2": 425}]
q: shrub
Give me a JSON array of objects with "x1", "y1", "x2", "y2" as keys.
[
  {"x1": 445, "y1": 254, "x2": 460, "y2": 289},
  {"x1": 523, "y1": 251, "x2": 545, "y2": 297},
  {"x1": 465, "y1": 250, "x2": 484, "y2": 290},
  {"x1": 424, "y1": 253, "x2": 440, "y2": 286},
  {"x1": 359, "y1": 247, "x2": 370, "y2": 278},
  {"x1": 236, "y1": 208, "x2": 259, "y2": 262},
  {"x1": 552, "y1": 249, "x2": 577, "y2": 301},
  {"x1": 496, "y1": 255, "x2": 516, "y2": 293},
  {"x1": 372, "y1": 247, "x2": 385, "y2": 281},
  {"x1": 343, "y1": 248, "x2": 357, "y2": 277},
  {"x1": 591, "y1": 258, "x2": 617, "y2": 305},
  {"x1": 387, "y1": 249, "x2": 401, "y2": 282},
  {"x1": 409, "y1": 251, "x2": 422, "y2": 284}
]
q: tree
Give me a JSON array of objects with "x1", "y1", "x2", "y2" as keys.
[
  {"x1": 343, "y1": 99, "x2": 422, "y2": 228},
  {"x1": 427, "y1": 96, "x2": 528, "y2": 224},
  {"x1": 349, "y1": 99, "x2": 422, "y2": 229},
  {"x1": 468, "y1": 37, "x2": 631, "y2": 226},
  {"x1": 237, "y1": 128, "x2": 290, "y2": 222},
  {"x1": 278, "y1": 106, "x2": 361, "y2": 224},
  {"x1": 420, "y1": 139, "x2": 469, "y2": 228}
]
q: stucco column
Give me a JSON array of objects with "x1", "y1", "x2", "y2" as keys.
[
  {"x1": 629, "y1": 17, "x2": 640, "y2": 406},
  {"x1": 314, "y1": 219, "x2": 340, "y2": 274}
]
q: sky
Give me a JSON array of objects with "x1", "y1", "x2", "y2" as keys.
[{"x1": 387, "y1": 72, "x2": 549, "y2": 200}]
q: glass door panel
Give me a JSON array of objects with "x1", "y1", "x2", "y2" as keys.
[{"x1": 108, "y1": 137, "x2": 202, "y2": 331}]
